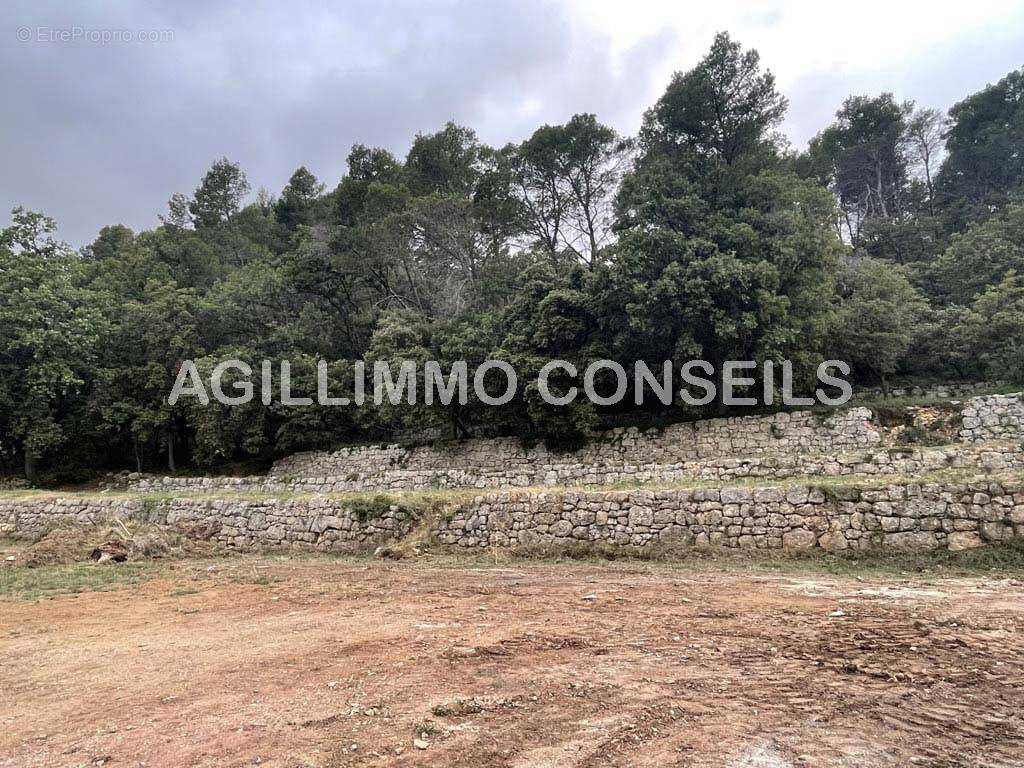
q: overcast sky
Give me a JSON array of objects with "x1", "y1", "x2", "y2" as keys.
[{"x1": 3, "y1": 0, "x2": 1023, "y2": 247}]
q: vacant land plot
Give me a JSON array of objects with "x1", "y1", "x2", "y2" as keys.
[{"x1": 2, "y1": 555, "x2": 1023, "y2": 767}]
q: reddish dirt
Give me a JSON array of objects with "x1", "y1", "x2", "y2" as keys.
[{"x1": 2, "y1": 558, "x2": 1024, "y2": 768}]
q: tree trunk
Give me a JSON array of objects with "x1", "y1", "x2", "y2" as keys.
[
  {"x1": 166, "y1": 432, "x2": 176, "y2": 473},
  {"x1": 24, "y1": 452, "x2": 36, "y2": 484}
]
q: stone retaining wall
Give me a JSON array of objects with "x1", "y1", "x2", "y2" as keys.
[
  {"x1": 126, "y1": 393, "x2": 1024, "y2": 494},
  {"x1": 132, "y1": 407, "x2": 883, "y2": 493},
  {"x1": 270, "y1": 408, "x2": 880, "y2": 478},
  {"x1": 436, "y1": 477, "x2": 1024, "y2": 552},
  {"x1": 131, "y1": 441, "x2": 1024, "y2": 494},
  {"x1": 959, "y1": 393, "x2": 1024, "y2": 442},
  {"x1": 4, "y1": 475, "x2": 1024, "y2": 553},
  {"x1": 0, "y1": 496, "x2": 416, "y2": 550},
  {"x1": 853, "y1": 381, "x2": 1007, "y2": 401}
]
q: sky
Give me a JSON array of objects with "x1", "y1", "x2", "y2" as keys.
[{"x1": 3, "y1": 0, "x2": 1023, "y2": 247}]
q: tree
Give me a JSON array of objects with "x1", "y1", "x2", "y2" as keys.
[
  {"x1": 493, "y1": 263, "x2": 599, "y2": 448},
  {"x1": 276, "y1": 166, "x2": 325, "y2": 229},
  {"x1": 512, "y1": 114, "x2": 632, "y2": 266},
  {"x1": 641, "y1": 31, "x2": 787, "y2": 165},
  {"x1": 806, "y1": 94, "x2": 914, "y2": 250},
  {"x1": 189, "y1": 157, "x2": 250, "y2": 228},
  {"x1": 85, "y1": 224, "x2": 135, "y2": 261},
  {"x1": 94, "y1": 281, "x2": 201, "y2": 472},
  {"x1": 335, "y1": 145, "x2": 404, "y2": 226},
  {"x1": 612, "y1": 34, "x2": 840, "y2": 400},
  {"x1": 937, "y1": 67, "x2": 1024, "y2": 228},
  {"x1": 404, "y1": 123, "x2": 481, "y2": 197},
  {"x1": 929, "y1": 204, "x2": 1024, "y2": 304},
  {"x1": 962, "y1": 271, "x2": 1024, "y2": 383},
  {"x1": 831, "y1": 258, "x2": 928, "y2": 394},
  {"x1": 0, "y1": 209, "x2": 104, "y2": 480},
  {"x1": 906, "y1": 107, "x2": 946, "y2": 213}
]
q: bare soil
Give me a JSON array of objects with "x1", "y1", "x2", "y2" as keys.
[{"x1": 2, "y1": 557, "x2": 1023, "y2": 768}]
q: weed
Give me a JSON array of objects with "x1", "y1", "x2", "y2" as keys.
[
  {"x1": 431, "y1": 699, "x2": 484, "y2": 717},
  {"x1": 348, "y1": 494, "x2": 395, "y2": 523},
  {"x1": 414, "y1": 721, "x2": 438, "y2": 737}
]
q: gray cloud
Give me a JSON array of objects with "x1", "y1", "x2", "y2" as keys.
[
  {"x1": 783, "y1": 16, "x2": 1024, "y2": 146},
  {"x1": 1, "y1": 0, "x2": 1020, "y2": 246}
]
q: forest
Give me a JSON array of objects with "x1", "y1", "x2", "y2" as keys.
[{"x1": 1, "y1": 33, "x2": 1022, "y2": 482}]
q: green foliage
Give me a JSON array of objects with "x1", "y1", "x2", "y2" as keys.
[
  {"x1": 830, "y1": 258, "x2": 928, "y2": 391},
  {"x1": 347, "y1": 494, "x2": 397, "y2": 524},
  {"x1": 641, "y1": 31, "x2": 786, "y2": 164},
  {"x1": 276, "y1": 166, "x2": 325, "y2": 230},
  {"x1": 962, "y1": 271, "x2": 1024, "y2": 384},
  {"x1": 189, "y1": 157, "x2": 251, "y2": 229},
  {"x1": 1, "y1": 38, "x2": 1022, "y2": 481},
  {"x1": 929, "y1": 204, "x2": 1024, "y2": 304},
  {"x1": 0, "y1": 209, "x2": 106, "y2": 479},
  {"x1": 937, "y1": 67, "x2": 1024, "y2": 229}
]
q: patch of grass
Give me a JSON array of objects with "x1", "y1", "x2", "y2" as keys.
[
  {"x1": 171, "y1": 586, "x2": 200, "y2": 596},
  {"x1": 431, "y1": 699, "x2": 484, "y2": 717},
  {"x1": 751, "y1": 540, "x2": 1024, "y2": 578},
  {"x1": 594, "y1": 542, "x2": 1024, "y2": 577},
  {"x1": 414, "y1": 721, "x2": 439, "y2": 737},
  {"x1": 347, "y1": 494, "x2": 394, "y2": 524},
  {"x1": 0, "y1": 561, "x2": 159, "y2": 601},
  {"x1": 229, "y1": 573, "x2": 283, "y2": 586}
]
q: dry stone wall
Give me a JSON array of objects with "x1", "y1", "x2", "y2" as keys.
[
  {"x1": 853, "y1": 381, "x2": 1007, "y2": 401},
  {"x1": 435, "y1": 477, "x2": 1024, "y2": 552},
  {"x1": 130, "y1": 441, "x2": 1024, "y2": 494},
  {"x1": 132, "y1": 407, "x2": 885, "y2": 493},
  {"x1": 0, "y1": 496, "x2": 416, "y2": 550},
  {"x1": 272, "y1": 408, "x2": 880, "y2": 475},
  {"x1": 4, "y1": 475, "x2": 1024, "y2": 553},
  {"x1": 959, "y1": 393, "x2": 1024, "y2": 442},
  {"x1": 125, "y1": 393, "x2": 1024, "y2": 495}
]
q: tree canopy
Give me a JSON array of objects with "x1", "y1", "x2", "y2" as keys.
[{"x1": 2, "y1": 35, "x2": 1021, "y2": 483}]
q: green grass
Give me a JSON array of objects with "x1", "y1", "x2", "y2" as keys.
[
  {"x1": 424, "y1": 540, "x2": 1024, "y2": 578},
  {"x1": 0, "y1": 561, "x2": 160, "y2": 601},
  {"x1": 228, "y1": 572, "x2": 283, "y2": 586},
  {"x1": 2, "y1": 543, "x2": 1023, "y2": 604}
]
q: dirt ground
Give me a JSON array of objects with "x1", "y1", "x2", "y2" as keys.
[{"x1": 2, "y1": 557, "x2": 1023, "y2": 768}]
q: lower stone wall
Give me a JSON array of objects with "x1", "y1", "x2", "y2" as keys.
[
  {"x1": 0, "y1": 496, "x2": 417, "y2": 551},
  {"x1": 4, "y1": 475, "x2": 1024, "y2": 553},
  {"x1": 130, "y1": 441, "x2": 1024, "y2": 494},
  {"x1": 436, "y1": 478, "x2": 1024, "y2": 552}
]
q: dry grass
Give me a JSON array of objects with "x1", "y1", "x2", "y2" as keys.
[{"x1": 0, "y1": 560, "x2": 160, "y2": 601}]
